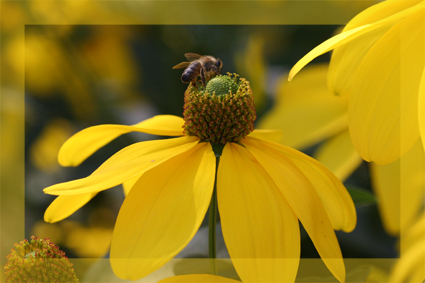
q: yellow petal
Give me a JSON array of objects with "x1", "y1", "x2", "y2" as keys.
[
  {"x1": 349, "y1": 8, "x2": 424, "y2": 164},
  {"x1": 329, "y1": 0, "x2": 423, "y2": 96},
  {"x1": 260, "y1": 64, "x2": 348, "y2": 149},
  {"x1": 122, "y1": 175, "x2": 141, "y2": 196},
  {"x1": 58, "y1": 115, "x2": 184, "y2": 167},
  {"x1": 248, "y1": 129, "x2": 283, "y2": 143},
  {"x1": 242, "y1": 137, "x2": 346, "y2": 283},
  {"x1": 288, "y1": 2, "x2": 425, "y2": 81},
  {"x1": 419, "y1": 68, "x2": 425, "y2": 152},
  {"x1": 110, "y1": 142, "x2": 215, "y2": 280},
  {"x1": 329, "y1": 0, "x2": 424, "y2": 96},
  {"x1": 44, "y1": 193, "x2": 96, "y2": 223},
  {"x1": 218, "y1": 142, "x2": 300, "y2": 283},
  {"x1": 328, "y1": 24, "x2": 393, "y2": 97},
  {"x1": 390, "y1": 239, "x2": 425, "y2": 283},
  {"x1": 159, "y1": 274, "x2": 240, "y2": 283},
  {"x1": 314, "y1": 130, "x2": 363, "y2": 182},
  {"x1": 288, "y1": 24, "x2": 373, "y2": 81},
  {"x1": 342, "y1": 0, "x2": 423, "y2": 30},
  {"x1": 370, "y1": 139, "x2": 425, "y2": 235},
  {"x1": 44, "y1": 136, "x2": 199, "y2": 195},
  {"x1": 248, "y1": 137, "x2": 356, "y2": 233}
]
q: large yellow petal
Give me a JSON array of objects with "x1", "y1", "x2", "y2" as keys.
[
  {"x1": 159, "y1": 274, "x2": 240, "y2": 283},
  {"x1": 260, "y1": 64, "x2": 348, "y2": 149},
  {"x1": 44, "y1": 136, "x2": 199, "y2": 195},
  {"x1": 110, "y1": 142, "x2": 215, "y2": 280},
  {"x1": 58, "y1": 115, "x2": 184, "y2": 167},
  {"x1": 217, "y1": 143, "x2": 300, "y2": 282},
  {"x1": 248, "y1": 137, "x2": 356, "y2": 233},
  {"x1": 370, "y1": 139, "x2": 425, "y2": 235},
  {"x1": 242, "y1": 137, "x2": 346, "y2": 283},
  {"x1": 342, "y1": 0, "x2": 423, "y2": 31},
  {"x1": 328, "y1": 24, "x2": 393, "y2": 97},
  {"x1": 122, "y1": 175, "x2": 141, "y2": 196},
  {"x1": 217, "y1": 143, "x2": 300, "y2": 283},
  {"x1": 329, "y1": 0, "x2": 423, "y2": 97},
  {"x1": 419, "y1": 68, "x2": 425, "y2": 152},
  {"x1": 348, "y1": 8, "x2": 424, "y2": 164},
  {"x1": 288, "y1": 2, "x2": 425, "y2": 81},
  {"x1": 314, "y1": 130, "x2": 363, "y2": 182},
  {"x1": 44, "y1": 193, "x2": 97, "y2": 223}
]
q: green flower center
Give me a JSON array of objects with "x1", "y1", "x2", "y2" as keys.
[
  {"x1": 183, "y1": 73, "x2": 256, "y2": 144},
  {"x1": 205, "y1": 75, "x2": 239, "y2": 96},
  {"x1": 4, "y1": 236, "x2": 79, "y2": 283}
]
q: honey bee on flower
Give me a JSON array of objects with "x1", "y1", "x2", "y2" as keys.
[{"x1": 173, "y1": 53, "x2": 223, "y2": 87}]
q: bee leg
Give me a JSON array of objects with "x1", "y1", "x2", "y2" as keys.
[
  {"x1": 200, "y1": 67, "x2": 207, "y2": 87},
  {"x1": 211, "y1": 65, "x2": 219, "y2": 75}
]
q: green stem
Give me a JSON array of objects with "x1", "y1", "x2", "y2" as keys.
[{"x1": 208, "y1": 154, "x2": 220, "y2": 275}]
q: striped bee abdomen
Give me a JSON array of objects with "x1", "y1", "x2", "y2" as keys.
[{"x1": 181, "y1": 61, "x2": 202, "y2": 83}]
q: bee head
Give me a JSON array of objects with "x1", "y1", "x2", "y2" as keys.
[{"x1": 216, "y1": 59, "x2": 223, "y2": 73}]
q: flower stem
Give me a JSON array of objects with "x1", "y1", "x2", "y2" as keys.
[{"x1": 208, "y1": 154, "x2": 220, "y2": 276}]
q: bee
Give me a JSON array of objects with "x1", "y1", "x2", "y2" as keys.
[{"x1": 173, "y1": 53, "x2": 223, "y2": 87}]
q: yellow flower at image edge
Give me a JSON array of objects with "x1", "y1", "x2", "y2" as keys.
[
  {"x1": 389, "y1": 213, "x2": 425, "y2": 282},
  {"x1": 44, "y1": 74, "x2": 356, "y2": 282},
  {"x1": 289, "y1": 0, "x2": 425, "y2": 164}
]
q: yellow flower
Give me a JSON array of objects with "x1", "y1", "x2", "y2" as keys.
[
  {"x1": 389, "y1": 213, "x2": 425, "y2": 282},
  {"x1": 4, "y1": 236, "x2": 79, "y2": 283},
  {"x1": 260, "y1": 63, "x2": 424, "y2": 235},
  {"x1": 44, "y1": 74, "x2": 356, "y2": 282},
  {"x1": 289, "y1": 0, "x2": 425, "y2": 165}
]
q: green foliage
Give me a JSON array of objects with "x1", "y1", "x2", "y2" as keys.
[{"x1": 346, "y1": 186, "x2": 377, "y2": 206}]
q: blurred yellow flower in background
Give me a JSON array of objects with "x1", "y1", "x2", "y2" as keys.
[
  {"x1": 330, "y1": 0, "x2": 378, "y2": 12},
  {"x1": 289, "y1": 0, "x2": 425, "y2": 165},
  {"x1": 43, "y1": 75, "x2": 356, "y2": 282},
  {"x1": 235, "y1": 34, "x2": 267, "y2": 112},
  {"x1": 24, "y1": 32, "x2": 66, "y2": 95},
  {"x1": 260, "y1": 63, "x2": 424, "y2": 235},
  {"x1": 159, "y1": 274, "x2": 239, "y2": 283},
  {"x1": 81, "y1": 26, "x2": 140, "y2": 98},
  {"x1": 32, "y1": 206, "x2": 116, "y2": 258},
  {"x1": 30, "y1": 119, "x2": 74, "y2": 173}
]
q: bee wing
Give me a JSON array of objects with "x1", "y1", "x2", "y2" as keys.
[
  {"x1": 172, "y1": 62, "x2": 191, "y2": 69},
  {"x1": 184, "y1": 53, "x2": 204, "y2": 61}
]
